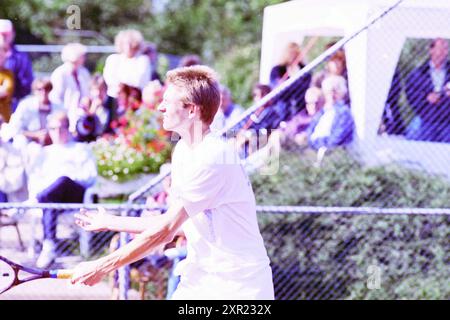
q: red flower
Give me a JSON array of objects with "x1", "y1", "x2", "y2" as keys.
[{"x1": 119, "y1": 116, "x2": 128, "y2": 126}]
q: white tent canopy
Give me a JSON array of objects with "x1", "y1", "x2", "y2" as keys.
[{"x1": 260, "y1": 0, "x2": 450, "y2": 177}]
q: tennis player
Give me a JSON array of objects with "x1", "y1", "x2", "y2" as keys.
[{"x1": 71, "y1": 65, "x2": 274, "y2": 300}]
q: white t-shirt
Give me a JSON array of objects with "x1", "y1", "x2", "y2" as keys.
[
  {"x1": 103, "y1": 53, "x2": 151, "y2": 98},
  {"x1": 170, "y1": 133, "x2": 274, "y2": 300},
  {"x1": 26, "y1": 141, "x2": 97, "y2": 199}
]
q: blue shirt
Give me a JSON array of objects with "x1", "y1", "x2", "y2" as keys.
[{"x1": 4, "y1": 46, "x2": 34, "y2": 111}]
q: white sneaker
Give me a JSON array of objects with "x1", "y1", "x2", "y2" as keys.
[{"x1": 36, "y1": 240, "x2": 57, "y2": 269}]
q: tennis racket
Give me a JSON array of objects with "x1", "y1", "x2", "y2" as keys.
[{"x1": 0, "y1": 255, "x2": 73, "y2": 294}]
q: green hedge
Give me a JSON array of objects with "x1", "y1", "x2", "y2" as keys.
[
  {"x1": 252, "y1": 149, "x2": 450, "y2": 299},
  {"x1": 251, "y1": 148, "x2": 450, "y2": 208}
]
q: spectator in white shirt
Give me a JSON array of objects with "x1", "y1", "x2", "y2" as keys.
[
  {"x1": 103, "y1": 30, "x2": 151, "y2": 100},
  {"x1": 49, "y1": 43, "x2": 91, "y2": 133},
  {"x1": 29, "y1": 111, "x2": 97, "y2": 268},
  {"x1": 2, "y1": 78, "x2": 62, "y2": 146}
]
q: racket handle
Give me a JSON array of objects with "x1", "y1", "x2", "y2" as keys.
[{"x1": 49, "y1": 269, "x2": 74, "y2": 279}]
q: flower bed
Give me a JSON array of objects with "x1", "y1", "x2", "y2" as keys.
[{"x1": 93, "y1": 101, "x2": 172, "y2": 183}]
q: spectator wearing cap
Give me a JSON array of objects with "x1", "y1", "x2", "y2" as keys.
[
  {"x1": 0, "y1": 19, "x2": 34, "y2": 113},
  {"x1": 49, "y1": 43, "x2": 91, "y2": 133},
  {"x1": 2, "y1": 78, "x2": 62, "y2": 146},
  {"x1": 0, "y1": 35, "x2": 14, "y2": 122}
]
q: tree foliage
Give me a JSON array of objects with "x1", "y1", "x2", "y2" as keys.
[{"x1": 1, "y1": 0, "x2": 284, "y2": 105}]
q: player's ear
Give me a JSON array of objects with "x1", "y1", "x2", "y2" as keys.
[{"x1": 188, "y1": 104, "x2": 200, "y2": 120}]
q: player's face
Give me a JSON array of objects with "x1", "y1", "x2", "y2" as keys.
[{"x1": 158, "y1": 84, "x2": 192, "y2": 133}]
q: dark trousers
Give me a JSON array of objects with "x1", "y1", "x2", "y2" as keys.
[{"x1": 37, "y1": 176, "x2": 85, "y2": 241}]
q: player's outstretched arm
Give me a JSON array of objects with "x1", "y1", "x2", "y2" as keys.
[
  {"x1": 70, "y1": 200, "x2": 188, "y2": 286},
  {"x1": 75, "y1": 206, "x2": 168, "y2": 234}
]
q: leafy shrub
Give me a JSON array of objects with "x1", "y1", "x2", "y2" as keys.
[
  {"x1": 93, "y1": 107, "x2": 172, "y2": 183},
  {"x1": 253, "y1": 149, "x2": 450, "y2": 299},
  {"x1": 214, "y1": 43, "x2": 261, "y2": 108},
  {"x1": 251, "y1": 148, "x2": 450, "y2": 208}
]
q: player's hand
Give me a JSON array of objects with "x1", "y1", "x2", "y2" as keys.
[
  {"x1": 70, "y1": 260, "x2": 106, "y2": 286},
  {"x1": 75, "y1": 207, "x2": 110, "y2": 232}
]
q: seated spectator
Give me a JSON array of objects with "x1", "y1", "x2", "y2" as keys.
[
  {"x1": 0, "y1": 130, "x2": 27, "y2": 203},
  {"x1": 87, "y1": 74, "x2": 110, "y2": 133},
  {"x1": 103, "y1": 30, "x2": 151, "y2": 105},
  {"x1": 405, "y1": 38, "x2": 450, "y2": 142},
  {"x1": 26, "y1": 111, "x2": 97, "y2": 268},
  {"x1": 0, "y1": 36, "x2": 14, "y2": 122},
  {"x1": 2, "y1": 78, "x2": 62, "y2": 146},
  {"x1": 210, "y1": 85, "x2": 244, "y2": 131},
  {"x1": 311, "y1": 50, "x2": 348, "y2": 88},
  {"x1": 306, "y1": 75, "x2": 354, "y2": 150},
  {"x1": 270, "y1": 42, "x2": 312, "y2": 122},
  {"x1": 73, "y1": 74, "x2": 109, "y2": 141},
  {"x1": 252, "y1": 83, "x2": 272, "y2": 103},
  {"x1": 0, "y1": 19, "x2": 34, "y2": 113},
  {"x1": 279, "y1": 86, "x2": 325, "y2": 147},
  {"x1": 142, "y1": 80, "x2": 164, "y2": 111},
  {"x1": 142, "y1": 42, "x2": 162, "y2": 84},
  {"x1": 260, "y1": 86, "x2": 324, "y2": 157},
  {"x1": 110, "y1": 83, "x2": 143, "y2": 132},
  {"x1": 117, "y1": 83, "x2": 142, "y2": 115},
  {"x1": 73, "y1": 113, "x2": 102, "y2": 143},
  {"x1": 49, "y1": 43, "x2": 91, "y2": 133},
  {"x1": 270, "y1": 42, "x2": 306, "y2": 89},
  {"x1": 238, "y1": 83, "x2": 272, "y2": 132},
  {"x1": 178, "y1": 54, "x2": 202, "y2": 68}
]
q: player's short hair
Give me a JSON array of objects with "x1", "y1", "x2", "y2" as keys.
[{"x1": 165, "y1": 65, "x2": 221, "y2": 125}]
